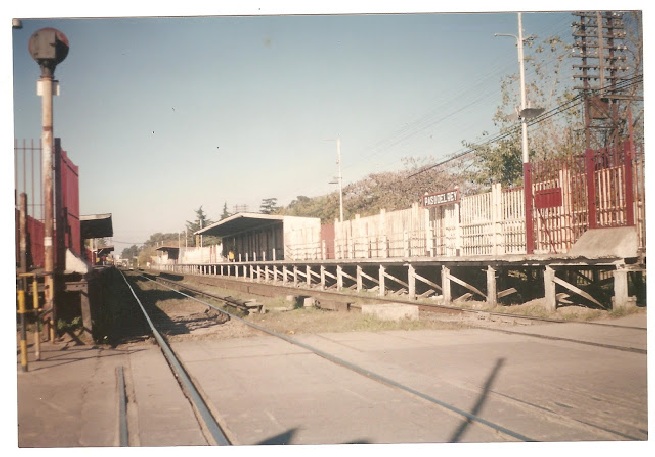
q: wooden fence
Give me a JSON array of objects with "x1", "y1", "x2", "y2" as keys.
[
  {"x1": 323, "y1": 144, "x2": 645, "y2": 260},
  {"x1": 330, "y1": 185, "x2": 529, "y2": 259}
]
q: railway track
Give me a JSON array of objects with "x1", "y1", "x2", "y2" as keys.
[{"x1": 113, "y1": 269, "x2": 647, "y2": 445}]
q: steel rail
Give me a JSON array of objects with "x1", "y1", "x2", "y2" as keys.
[
  {"x1": 116, "y1": 367, "x2": 129, "y2": 446},
  {"x1": 150, "y1": 272, "x2": 647, "y2": 350},
  {"x1": 137, "y1": 272, "x2": 537, "y2": 442},
  {"x1": 118, "y1": 270, "x2": 231, "y2": 446}
]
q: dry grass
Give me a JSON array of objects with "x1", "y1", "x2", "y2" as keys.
[
  {"x1": 447, "y1": 296, "x2": 645, "y2": 322},
  {"x1": 246, "y1": 307, "x2": 467, "y2": 335},
  {"x1": 147, "y1": 276, "x2": 645, "y2": 338}
]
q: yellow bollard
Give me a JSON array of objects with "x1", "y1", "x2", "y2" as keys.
[
  {"x1": 18, "y1": 290, "x2": 28, "y2": 372},
  {"x1": 32, "y1": 279, "x2": 41, "y2": 360}
]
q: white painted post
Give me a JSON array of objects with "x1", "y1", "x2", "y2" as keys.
[
  {"x1": 425, "y1": 207, "x2": 434, "y2": 257},
  {"x1": 614, "y1": 266, "x2": 630, "y2": 309},
  {"x1": 454, "y1": 201, "x2": 462, "y2": 257},
  {"x1": 442, "y1": 265, "x2": 451, "y2": 305},
  {"x1": 357, "y1": 265, "x2": 363, "y2": 292},
  {"x1": 492, "y1": 184, "x2": 503, "y2": 256},
  {"x1": 408, "y1": 264, "x2": 416, "y2": 300},
  {"x1": 487, "y1": 265, "x2": 497, "y2": 306},
  {"x1": 544, "y1": 266, "x2": 556, "y2": 312},
  {"x1": 337, "y1": 265, "x2": 343, "y2": 291},
  {"x1": 379, "y1": 264, "x2": 385, "y2": 297}
]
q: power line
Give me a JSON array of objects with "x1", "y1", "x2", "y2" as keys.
[{"x1": 406, "y1": 73, "x2": 642, "y2": 179}]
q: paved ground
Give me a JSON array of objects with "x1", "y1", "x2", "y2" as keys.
[{"x1": 11, "y1": 312, "x2": 652, "y2": 454}]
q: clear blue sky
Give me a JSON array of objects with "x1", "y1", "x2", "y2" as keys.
[{"x1": 5, "y1": 1, "x2": 649, "y2": 252}]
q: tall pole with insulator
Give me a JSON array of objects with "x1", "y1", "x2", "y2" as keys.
[
  {"x1": 28, "y1": 27, "x2": 69, "y2": 341},
  {"x1": 495, "y1": 13, "x2": 543, "y2": 254}
]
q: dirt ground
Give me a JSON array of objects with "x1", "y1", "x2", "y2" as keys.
[{"x1": 79, "y1": 270, "x2": 645, "y2": 348}]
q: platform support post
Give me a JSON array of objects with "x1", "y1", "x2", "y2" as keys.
[
  {"x1": 613, "y1": 266, "x2": 630, "y2": 310},
  {"x1": 487, "y1": 265, "x2": 497, "y2": 307},
  {"x1": 336, "y1": 265, "x2": 343, "y2": 291},
  {"x1": 379, "y1": 265, "x2": 386, "y2": 297},
  {"x1": 442, "y1": 265, "x2": 451, "y2": 305},
  {"x1": 544, "y1": 266, "x2": 556, "y2": 312},
  {"x1": 357, "y1": 265, "x2": 363, "y2": 292},
  {"x1": 408, "y1": 264, "x2": 416, "y2": 300}
]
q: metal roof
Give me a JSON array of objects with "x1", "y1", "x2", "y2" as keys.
[
  {"x1": 195, "y1": 212, "x2": 284, "y2": 238},
  {"x1": 155, "y1": 246, "x2": 180, "y2": 252},
  {"x1": 80, "y1": 213, "x2": 113, "y2": 239}
]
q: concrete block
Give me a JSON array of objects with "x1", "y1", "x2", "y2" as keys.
[
  {"x1": 569, "y1": 226, "x2": 639, "y2": 258},
  {"x1": 303, "y1": 297, "x2": 317, "y2": 308},
  {"x1": 361, "y1": 303, "x2": 419, "y2": 322}
]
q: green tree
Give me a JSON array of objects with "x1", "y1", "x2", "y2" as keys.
[
  {"x1": 276, "y1": 158, "x2": 458, "y2": 222},
  {"x1": 221, "y1": 202, "x2": 231, "y2": 219},
  {"x1": 185, "y1": 206, "x2": 212, "y2": 246},
  {"x1": 185, "y1": 206, "x2": 220, "y2": 246},
  {"x1": 461, "y1": 25, "x2": 582, "y2": 188},
  {"x1": 467, "y1": 11, "x2": 643, "y2": 187},
  {"x1": 120, "y1": 244, "x2": 140, "y2": 260},
  {"x1": 279, "y1": 194, "x2": 339, "y2": 223},
  {"x1": 259, "y1": 198, "x2": 279, "y2": 214}
]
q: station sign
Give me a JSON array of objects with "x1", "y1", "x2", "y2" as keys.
[{"x1": 422, "y1": 189, "x2": 459, "y2": 207}]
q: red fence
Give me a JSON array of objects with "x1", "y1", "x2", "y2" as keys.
[
  {"x1": 57, "y1": 144, "x2": 81, "y2": 257},
  {"x1": 14, "y1": 139, "x2": 82, "y2": 272},
  {"x1": 530, "y1": 142, "x2": 643, "y2": 253}
]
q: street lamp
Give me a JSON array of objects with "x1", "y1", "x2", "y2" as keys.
[
  {"x1": 495, "y1": 13, "x2": 543, "y2": 254},
  {"x1": 326, "y1": 137, "x2": 344, "y2": 223}
]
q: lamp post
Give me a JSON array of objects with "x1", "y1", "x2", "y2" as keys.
[
  {"x1": 28, "y1": 27, "x2": 69, "y2": 340},
  {"x1": 495, "y1": 13, "x2": 543, "y2": 254}
]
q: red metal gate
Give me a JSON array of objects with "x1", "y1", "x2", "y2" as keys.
[
  {"x1": 321, "y1": 223, "x2": 335, "y2": 259},
  {"x1": 530, "y1": 142, "x2": 640, "y2": 253}
]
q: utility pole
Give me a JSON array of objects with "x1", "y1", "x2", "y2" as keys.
[
  {"x1": 336, "y1": 138, "x2": 343, "y2": 223},
  {"x1": 327, "y1": 137, "x2": 344, "y2": 222},
  {"x1": 572, "y1": 11, "x2": 630, "y2": 149},
  {"x1": 495, "y1": 13, "x2": 542, "y2": 254},
  {"x1": 28, "y1": 28, "x2": 69, "y2": 341}
]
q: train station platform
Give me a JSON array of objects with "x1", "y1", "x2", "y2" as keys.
[{"x1": 11, "y1": 311, "x2": 650, "y2": 451}]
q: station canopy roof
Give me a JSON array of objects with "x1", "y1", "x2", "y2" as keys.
[
  {"x1": 80, "y1": 213, "x2": 113, "y2": 239},
  {"x1": 96, "y1": 246, "x2": 114, "y2": 256},
  {"x1": 155, "y1": 246, "x2": 180, "y2": 253},
  {"x1": 195, "y1": 212, "x2": 285, "y2": 238}
]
